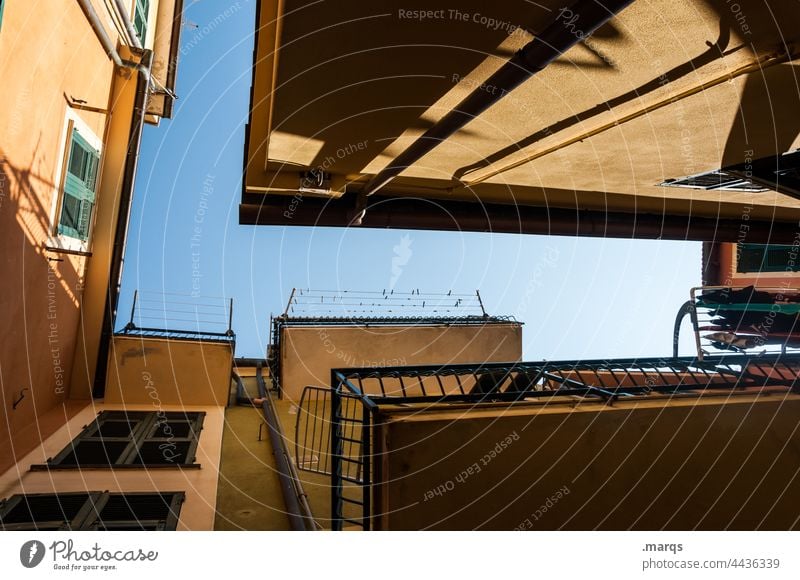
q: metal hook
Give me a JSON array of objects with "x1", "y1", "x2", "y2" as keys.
[{"x1": 12, "y1": 388, "x2": 28, "y2": 410}]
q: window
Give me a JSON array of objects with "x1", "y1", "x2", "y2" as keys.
[
  {"x1": 659, "y1": 170, "x2": 768, "y2": 193},
  {"x1": 133, "y1": 0, "x2": 150, "y2": 43},
  {"x1": 737, "y1": 244, "x2": 800, "y2": 273},
  {"x1": 35, "y1": 411, "x2": 205, "y2": 468},
  {"x1": 660, "y1": 151, "x2": 800, "y2": 199},
  {"x1": 0, "y1": 492, "x2": 184, "y2": 531},
  {"x1": 57, "y1": 126, "x2": 100, "y2": 242}
]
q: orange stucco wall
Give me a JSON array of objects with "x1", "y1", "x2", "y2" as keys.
[
  {"x1": 0, "y1": 0, "x2": 174, "y2": 474},
  {"x1": 0, "y1": 1, "x2": 120, "y2": 474}
]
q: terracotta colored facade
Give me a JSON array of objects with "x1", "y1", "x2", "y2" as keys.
[{"x1": 0, "y1": 0, "x2": 181, "y2": 474}]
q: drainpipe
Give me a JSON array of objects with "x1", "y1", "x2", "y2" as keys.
[
  {"x1": 77, "y1": 0, "x2": 135, "y2": 68},
  {"x1": 75, "y1": 0, "x2": 155, "y2": 396},
  {"x1": 256, "y1": 364, "x2": 317, "y2": 531},
  {"x1": 92, "y1": 49, "x2": 152, "y2": 397},
  {"x1": 352, "y1": 0, "x2": 635, "y2": 221},
  {"x1": 112, "y1": 0, "x2": 143, "y2": 49}
]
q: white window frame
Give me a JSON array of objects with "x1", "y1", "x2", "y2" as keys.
[
  {"x1": 47, "y1": 108, "x2": 103, "y2": 254},
  {"x1": 130, "y1": 0, "x2": 154, "y2": 48}
]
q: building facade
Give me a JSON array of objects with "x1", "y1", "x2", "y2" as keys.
[{"x1": 0, "y1": 0, "x2": 182, "y2": 481}]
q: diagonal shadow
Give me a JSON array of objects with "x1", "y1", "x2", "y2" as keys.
[{"x1": 452, "y1": 20, "x2": 738, "y2": 182}]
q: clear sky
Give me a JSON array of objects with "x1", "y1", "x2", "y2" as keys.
[{"x1": 119, "y1": 0, "x2": 701, "y2": 361}]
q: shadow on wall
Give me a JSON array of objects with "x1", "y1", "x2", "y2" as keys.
[
  {"x1": 269, "y1": 1, "x2": 577, "y2": 174},
  {"x1": 452, "y1": 17, "x2": 736, "y2": 181},
  {"x1": 455, "y1": 0, "x2": 800, "y2": 183},
  {"x1": 0, "y1": 143, "x2": 84, "y2": 473},
  {"x1": 721, "y1": 63, "x2": 800, "y2": 167}
]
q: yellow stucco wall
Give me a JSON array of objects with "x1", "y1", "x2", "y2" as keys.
[
  {"x1": 279, "y1": 323, "x2": 522, "y2": 402},
  {"x1": 378, "y1": 393, "x2": 800, "y2": 530},
  {"x1": 105, "y1": 336, "x2": 234, "y2": 407}
]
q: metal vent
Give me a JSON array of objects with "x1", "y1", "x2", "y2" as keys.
[{"x1": 659, "y1": 170, "x2": 768, "y2": 192}]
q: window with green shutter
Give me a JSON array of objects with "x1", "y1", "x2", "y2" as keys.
[
  {"x1": 58, "y1": 128, "x2": 99, "y2": 242},
  {"x1": 737, "y1": 244, "x2": 800, "y2": 273},
  {"x1": 0, "y1": 0, "x2": 6, "y2": 32},
  {"x1": 133, "y1": 0, "x2": 150, "y2": 43}
]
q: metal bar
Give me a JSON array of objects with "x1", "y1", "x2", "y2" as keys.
[
  {"x1": 112, "y1": 0, "x2": 143, "y2": 49},
  {"x1": 330, "y1": 373, "x2": 344, "y2": 531},
  {"x1": 475, "y1": 290, "x2": 487, "y2": 317},
  {"x1": 257, "y1": 365, "x2": 315, "y2": 531},
  {"x1": 283, "y1": 288, "x2": 297, "y2": 316},
  {"x1": 340, "y1": 497, "x2": 364, "y2": 506},
  {"x1": 76, "y1": 0, "x2": 125, "y2": 67},
  {"x1": 333, "y1": 354, "x2": 783, "y2": 375},
  {"x1": 119, "y1": 327, "x2": 234, "y2": 339},
  {"x1": 362, "y1": 402, "x2": 372, "y2": 530},
  {"x1": 129, "y1": 290, "x2": 138, "y2": 329}
]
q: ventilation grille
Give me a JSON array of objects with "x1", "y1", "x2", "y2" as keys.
[{"x1": 660, "y1": 170, "x2": 767, "y2": 192}]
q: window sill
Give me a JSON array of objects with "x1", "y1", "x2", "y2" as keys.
[
  {"x1": 30, "y1": 463, "x2": 201, "y2": 471},
  {"x1": 44, "y1": 237, "x2": 92, "y2": 257}
]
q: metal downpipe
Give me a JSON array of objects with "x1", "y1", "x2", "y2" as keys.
[
  {"x1": 112, "y1": 0, "x2": 143, "y2": 49},
  {"x1": 255, "y1": 364, "x2": 316, "y2": 531},
  {"x1": 91, "y1": 49, "x2": 152, "y2": 397}
]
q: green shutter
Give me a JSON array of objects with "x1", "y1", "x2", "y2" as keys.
[
  {"x1": 737, "y1": 244, "x2": 799, "y2": 273},
  {"x1": 134, "y1": 0, "x2": 150, "y2": 42},
  {"x1": 0, "y1": 0, "x2": 6, "y2": 32},
  {"x1": 58, "y1": 128, "x2": 99, "y2": 242}
]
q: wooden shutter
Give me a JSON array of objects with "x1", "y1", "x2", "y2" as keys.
[
  {"x1": 737, "y1": 244, "x2": 799, "y2": 273},
  {"x1": 58, "y1": 128, "x2": 99, "y2": 241}
]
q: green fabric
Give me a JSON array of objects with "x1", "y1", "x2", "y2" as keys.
[{"x1": 697, "y1": 300, "x2": 800, "y2": 315}]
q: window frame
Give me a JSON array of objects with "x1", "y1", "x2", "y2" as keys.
[
  {"x1": 47, "y1": 109, "x2": 103, "y2": 254},
  {"x1": 0, "y1": 492, "x2": 101, "y2": 531},
  {"x1": 133, "y1": 0, "x2": 151, "y2": 44},
  {"x1": 33, "y1": 410, "x2": 205, "y2": 469},
  {"x1": 0, "y1": 492, "x2": 185, "y2": 531},
  {"x1": 737, "y1": 244, "x2": 800, "y2": 273}
]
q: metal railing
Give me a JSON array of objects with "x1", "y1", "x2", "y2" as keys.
[
  {"x1": 314, "y1": 353, "x2": 800, "y2": 530},
  {"x1": 119, "y1": 290, "x2": 235, "y2": 342},
  {"x1": 294, "y1": 386, "x2": 370, "y2": 530},
  {"x1": 674, "y1": 286, "x2": 800, "y2": 359}
]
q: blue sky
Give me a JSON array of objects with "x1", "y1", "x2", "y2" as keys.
[{"x1": 119, "y1": 0, "x2": 700, "y2": 360}]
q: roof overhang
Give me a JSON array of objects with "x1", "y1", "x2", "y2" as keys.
[{"x1": 241, "y1": 0, "x2": 800, "y2": 237}]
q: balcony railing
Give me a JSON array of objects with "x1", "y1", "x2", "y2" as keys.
[
  {"x1": 674, "y1": 286, "x2": 800, "y2": 359},
  {"x1": 293, "y1": 353, "x2": 800, "y2": 530},
  {"x1": 118, "y1": 290, "x2": 235, "y2": 343}
]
